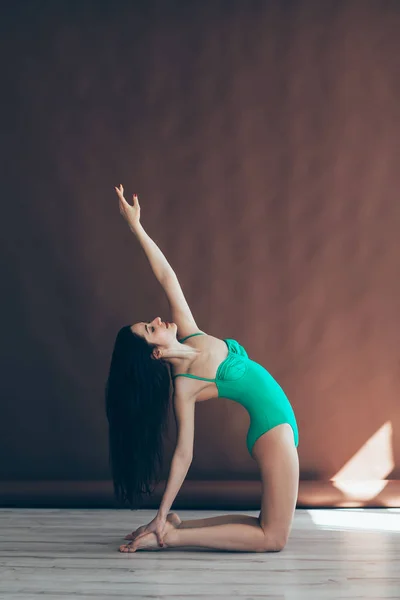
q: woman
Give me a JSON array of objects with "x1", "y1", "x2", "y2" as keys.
[{"x1": 107, "y1": 185, "x2": 299, "y2": 554}]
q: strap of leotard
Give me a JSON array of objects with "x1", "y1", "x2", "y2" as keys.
[
  {"x1": 174, "y1": 331, "x2": 211, "y2": 381},
  {"x1": 178, "y1": 332, "x2": 205, "y2": 343},
  {"x1": 172, "y1": 373, "x2": 215, "y2": 382}
]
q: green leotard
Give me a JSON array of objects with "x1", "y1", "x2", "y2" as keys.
[{"x1": 172, "y1": 332, "x2": 299, "y2": 456}]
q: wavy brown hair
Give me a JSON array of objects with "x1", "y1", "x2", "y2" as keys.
[{"x1": 105, "y1": 324, "x2": 172, "y2": 508}]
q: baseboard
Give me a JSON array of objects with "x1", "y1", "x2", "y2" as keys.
[{"x1": 0, "y1": 480, "x2": 399, "y2": 508}]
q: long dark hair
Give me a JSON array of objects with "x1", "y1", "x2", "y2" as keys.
[{"x1": 105, "y1": 324, "x2": 172, "y2": 508}]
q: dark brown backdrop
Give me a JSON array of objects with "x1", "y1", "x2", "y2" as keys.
[{"x1": 1, "y1": 0, "x2": 399, "y2": 508}]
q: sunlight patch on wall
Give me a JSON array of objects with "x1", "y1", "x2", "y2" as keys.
[{"x1": 330, "y1": 422, "x2": 394, "y2": 501}]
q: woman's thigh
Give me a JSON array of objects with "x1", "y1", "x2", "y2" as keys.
[{"x1": 252, "y1": 423, "x2": 299, "y2": 542}]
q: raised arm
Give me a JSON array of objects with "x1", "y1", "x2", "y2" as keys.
[
  {"x1": 114, "y1": 186, "x2": 201, "y2": 338},
  {"x1": 114, "y1": 185, "x2": 175, "y2": 282}
]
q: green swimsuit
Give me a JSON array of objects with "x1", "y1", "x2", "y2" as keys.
[{"x1": 172, "y1": 332, "x2": 299, "y2": 456}]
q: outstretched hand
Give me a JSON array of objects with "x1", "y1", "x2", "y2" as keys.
[{"x1": 114, "y1": 184, "x2": 141, "y2": 230}]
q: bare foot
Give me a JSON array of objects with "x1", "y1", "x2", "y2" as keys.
[
  {"x1": 124, "y1": 512, "x2": 182, "y2": 541},
  {"x1": 119, "y1": 518, "x2": 176, "y2": 553}
]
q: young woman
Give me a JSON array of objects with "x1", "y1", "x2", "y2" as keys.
[{"x1": 106, "y1": 185, "x2": 299, "y2": 554}]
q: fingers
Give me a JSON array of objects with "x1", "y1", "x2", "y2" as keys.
[
  {"x1": 133, "y1": 194, "x2": 140, "y2": 212},
  {"x1": 114, "y1": 186, "x2": 124, "y2": 200},
  {"x1": 114, "y1": 184, "x2": 125, "y2": 200},
  {"x1": 114, "y1": 186, "x2": 140, "y2": 216},
  {"x1": 124, "y1": 523, "x2": 148, "y2": 541},
  {"x1": 113, "y1": 185, "x2": 135, "y2": 198},
  {"x1": 132, "y1": 532, "x2": 146, "y2": 543}
]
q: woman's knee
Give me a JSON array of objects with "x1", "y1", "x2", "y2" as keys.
[{"x1": 259, "y1": 529, "x2": 288, "y2": 552}]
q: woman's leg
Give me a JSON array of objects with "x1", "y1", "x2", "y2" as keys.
[
  {"x1": 122, "y1": 424, "x2": 299, "y2": 552},
  {"x1": 124, "y1": 512, "x2": 257, "y2": 541},
  {"x1": 165, "y1": 424, "x2": 299, "y2": 552},
  {"x1": 178, "y1": 513, "x2": 259, "y2": 529},
  {"x1": 120, "y1": 514, "x2": 265, "y2": 552},
  {"x1": 165, "y1": 517, "x2": 271, "y2": 552}
]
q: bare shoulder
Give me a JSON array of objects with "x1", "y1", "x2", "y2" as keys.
[{"x1": 172, "y1": 370, "x2": 213, "y2": 404}]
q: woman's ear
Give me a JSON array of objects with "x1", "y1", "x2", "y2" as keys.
[{"x1": 151, "y1": 347, "x2": 162, "y2": 360}]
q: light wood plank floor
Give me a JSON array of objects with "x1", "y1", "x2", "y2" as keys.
[{"x1": 0, "y1": 508, "x2": 399, "y2": 599}]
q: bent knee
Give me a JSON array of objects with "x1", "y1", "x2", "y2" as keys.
[{"x1": 259, "y1": 531, "x2": 288, "y2": 552}]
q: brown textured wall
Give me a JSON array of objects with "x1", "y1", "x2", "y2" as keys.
[{"x1": 1, "y1": 1, "x2": 399, "y2": 506}]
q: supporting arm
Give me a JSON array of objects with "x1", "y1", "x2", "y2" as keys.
[{"x1": 157, "y1": 452, "x2": 192, "y2": 518}]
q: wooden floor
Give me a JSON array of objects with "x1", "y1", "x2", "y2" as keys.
[{"x1": 0, "y1": 508, "x2": 399, "y2": 599}]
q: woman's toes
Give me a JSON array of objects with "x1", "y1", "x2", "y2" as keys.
[{"x1": 119, "y1": 543, "x2": 134, "y2": 553}]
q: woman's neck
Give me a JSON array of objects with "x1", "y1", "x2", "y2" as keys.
[{"x1": 161, "y1": 341, "x2": 202, "y2": 369}]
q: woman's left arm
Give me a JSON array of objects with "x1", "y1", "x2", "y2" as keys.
[
  {"x1": 131, "y1": 453, "x2": 192, "y2": 547},
  {"x1": 158, "y1": 390, "x2": 195, "y2": 517},
  {"x1": 158, "y1": 452, "x2": 193, "y2": 519}
]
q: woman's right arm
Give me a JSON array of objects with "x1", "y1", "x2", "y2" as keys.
[
  {"x1": 114, "y1": 185, "x2": 175, "y2": 284},
  {"x1": 134, "y1": 224, "x2": 200, "y2": 337},
  {"x1": 114, "y1": 186, "x2": 200, "y2": 337},
  {"x1": 131, "y1": 222, "x2": 175, "y2": 284}
]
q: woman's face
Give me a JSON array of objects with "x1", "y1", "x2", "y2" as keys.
[{"x1": 131, "y1": 316, "x2": 177, "y2": 346}]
